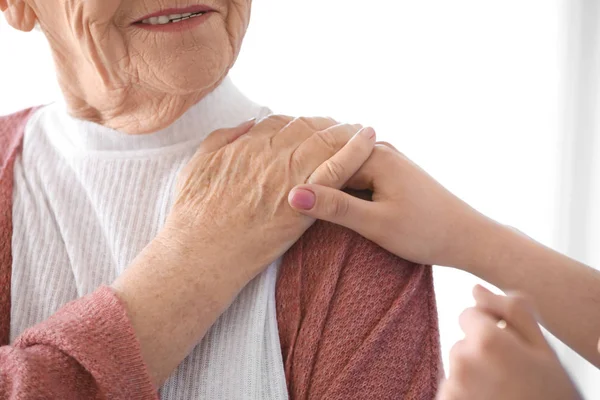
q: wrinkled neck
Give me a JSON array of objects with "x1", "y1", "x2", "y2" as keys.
[
  {"x1": 50, "y1": 76, "x2": 267, "y2": 154},
  {"x1": 59, "y1": 80, "x2": 211, "y2": 135}
]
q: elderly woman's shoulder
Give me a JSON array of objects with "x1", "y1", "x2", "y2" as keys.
[
  {"x1": 0, "y1": 107, "x2": 42, "y2": 122},
  {"x1": 276, "y1": 216, "x2": 440, "y2": 400},
  {"x1": 0, "y1": 107, "x2": 43, "y2": 134},
  {"x1": 300, "y1": 219, "x2": 424, "y2": 271},
  {"x1": 0, "y1": 107, "x2": 43, "y2": 163}
]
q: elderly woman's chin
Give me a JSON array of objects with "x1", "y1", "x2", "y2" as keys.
[
  {"x1": 131, "y1": 50, "x2": 234, "y2": 98},
  {"x1": 128, "y1": 22, "x2": 240, "y2": 96},
  {"x1": 144, "y1": 55, "x2": 232, "y2": 96}
]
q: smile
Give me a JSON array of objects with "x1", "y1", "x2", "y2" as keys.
[
  {"x1": 133, "y1": 6, "x2": 215, "y2": 31},
  {"x1": 140, "y1": 11, "x2": 206, "y2": 25}
]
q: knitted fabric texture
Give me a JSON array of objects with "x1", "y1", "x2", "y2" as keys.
[{"x1": 0, "y1": 108, "x2": 442, "y2": 399}]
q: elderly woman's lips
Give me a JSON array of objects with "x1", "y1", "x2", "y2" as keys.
[{"x1": 133, "y1": 6, "x2": 215, "y2": 32}]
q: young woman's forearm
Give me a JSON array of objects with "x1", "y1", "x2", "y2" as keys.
[
  {"x1": 464, "y1": 220, "x2": 600, "y2": 367},
  {"x1": 289, "y1": 143, "x2": 600, "y2": 366}
]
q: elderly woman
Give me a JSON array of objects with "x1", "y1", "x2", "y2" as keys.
[{"x1": 0, "y1": 1, "x2": 441, "y2": 399}]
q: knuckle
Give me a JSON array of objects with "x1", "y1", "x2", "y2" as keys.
[
  {"x1": 289, "y1": 153, "x2": 305, "y2": 173},
  {"x1": 325, "y1": 193, "x2": 350, "y2": 218},
  {"x1": 376, "y1": 141, "x2": 402, "y2": 154},
  {"x1": 505, "y1": 296, "x2": 528, "y2": 320},
  {"x1": 349, "y1": 139, "x2": 374, "y2": 163},
  {"x1": 322, "y1": 159, "x2": 346, "y2": 185},
  {"x1": 458, "y1": 307, "x2": 476, "y2": 328},
  {"x1": 258, "y1": 114, "x2": 293, "y2": 130},
  {"x1": 371, "y1": 146, "x2": 395, "y2": 166},
  {"x1": 474, "y1": 327, "x2": 498, "y2": 353},
  {"x1": 295, "y1": 116, "x2": 338, "y2": 132},
  {"x1": 296, "y1": 116, "x2": 318, "y2": 130},
  {"x1": 372, "y1": 145, "x2": 406, "y2": 171},
  {"x1": 375, "y1": 143, "x2": 400, "y2": 159},
  {"x1": 339, "y1": 123, "x2": 359, "y2": 136},
  {"x1": 314, "y1": 129, "x2": 341, "y2": 152},
  {"x1": 449, "y1": 341, "x2": 466, "y2": 364},
  {"x1": 322, "y1": 123, "x2": 356, "y2": 146},
  {"x1": 268, "y1": 114, "x2": 293, "y2": 123}
]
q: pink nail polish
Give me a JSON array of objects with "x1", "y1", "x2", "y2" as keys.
[{"x1": 290, "y1": 188, "x2": 316, "y2": 210}]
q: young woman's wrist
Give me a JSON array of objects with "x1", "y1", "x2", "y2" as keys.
[
  {"x1": 456, "y1": 216, "x2": 530, "y2": 284},
  {"x1": 447, "y1": 214, "x2": 511, "y2": 276}
]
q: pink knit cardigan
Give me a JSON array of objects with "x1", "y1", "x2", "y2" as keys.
[{"x1": 0, "y1": 108, "x2": 442, "y2": 399}]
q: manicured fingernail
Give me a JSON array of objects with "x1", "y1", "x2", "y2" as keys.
[
  {"x1": 360, "y1": 127, "x2": 376, "y2": 140},
  {"x1": 289, "y1": 188, "x2": 316, "y2": 210}
]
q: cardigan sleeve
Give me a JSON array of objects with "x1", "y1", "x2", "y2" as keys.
[
  {"x1": 2, "y1": 109, "x2": 156, "y2": 398},
  {"x1": 276, "y1": 220, "x2": 443, "y2": 400},
  {"x1": 0, "y1": 286, "x2": 158, "y2": 400}
]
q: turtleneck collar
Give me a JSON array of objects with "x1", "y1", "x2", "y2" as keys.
[{"x1": 44, "y1": 77, "x2": 267, "y2": 155}]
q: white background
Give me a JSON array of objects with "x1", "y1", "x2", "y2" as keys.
[{"x1": 1, "y1": 0, "x2": 598, "y2": 397}]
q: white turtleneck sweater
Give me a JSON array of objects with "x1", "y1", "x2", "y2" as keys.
[{"x1": 10, "y1": 78, "x2": 289, "y2": 400}]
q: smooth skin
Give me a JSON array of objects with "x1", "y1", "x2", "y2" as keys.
[
  {"x1": 289, "y1": 142, "x2": 600, "y2": 399},
  {"x1": 438, "y1": 285, "x2": 581, "y2": 400}
]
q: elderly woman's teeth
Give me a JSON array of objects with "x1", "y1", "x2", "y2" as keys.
[{"x1": 141, "y1": 12, "x2": 204, "y2": 25}]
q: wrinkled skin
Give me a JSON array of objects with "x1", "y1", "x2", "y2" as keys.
[
  {"x1": 169, "y1": 116, "x2": 371, "y2": 283},
  {"x1": 112, "y1": 116, "x2": 374, "y2": 384},
  {"x1": 1, "y1": 0, "x2": 251, "y2": 133},
  {"x1": 1, "y1": 0, "x2": 381, "y2": 389}
]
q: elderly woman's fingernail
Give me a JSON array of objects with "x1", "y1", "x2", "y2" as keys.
[
  {"x1": 234, "y1": 118, "x2": 256, "y2": 135},
  {"x1": 239, "y1": 118, "x2": 256, "y2": 127},
  {"x1": 289, "y1": 188, "x2": 316, "y2": 210},
  {"x1": 360, "y1": 127, "x2": 376, "y2": 140}
]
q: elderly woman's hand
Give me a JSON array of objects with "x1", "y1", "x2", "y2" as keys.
[
  {"x1": 112, "y1": 115, "x2": 375, "y2": 385},
  {"x1": 437, "y1": 285, "x2": 581, "y2": 400},
  {"x1": 168, "y1": 115, "x2": 376, "y2": 281}
]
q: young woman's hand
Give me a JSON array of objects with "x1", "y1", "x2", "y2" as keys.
[
  {"x1": 289, "y1": 141, "x2": 600, "y2": 369},
  {"x1": 288, "y1": 142, "x2": 486, "y2": 268},
  {"x1": 437, "y1": 286, "x2": 581, "y2": 400}
]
